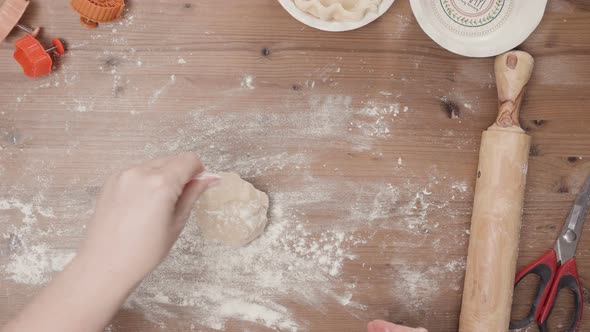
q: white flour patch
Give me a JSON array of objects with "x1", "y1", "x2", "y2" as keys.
[
  {"x1": 392, "y1": 13, "x2": 412, "y2": 37},
  {"x1": 393, "y1": 264, "x2": 438, "y2": 310},
  {"x1": 0, "y1": 199, "x2": 36, "y2": 225},
  {"x1": 350, "y1": 101, "x2": 402, "y2": 138},
  {"x1": 0, "y1": 198, "x2": 74, "y2": 285},
  {"x1": 450, "y1": 181, "x2": 470, "y2": 200},
  {"x1": 218, "y1": 299, "x2": 297, "y2": 331},
  {"x1": 406, "y1": 191, "x2": 434, "y2": 231},
  {"x1": 315, "y1": 64, "x2": 340, "y2": 83},
  {"x1": 451, "y1": 181, "x2": 468, "y2": 193},
  {"x1": 4, "y1": 245, "x2": 75, "y2": 284},
  {"x1": 305, "y1": 94, "x2": 352, "y2": 137},
  {"x1": 70, "y1": 98, "x2": 94, "y2": 113},
  {"x1": 240, "y1": 74, "x2": 255, "y2": 90},
  {"x1": 444, "y1": 259, "x2": 466, "y2": 273},
  {"x1": 348, "y1": 183, "x2": 400, "y2": 226},
  {"x1": 392, "y1": 258, "x2": 465, "y2": 310},
  {"x1": 149, "y1": 75, "x2": 176, "y2": 106}
]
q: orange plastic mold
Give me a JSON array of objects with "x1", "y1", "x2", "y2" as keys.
[
  {"x1": 0, "y1": 0, "x2": 40, "y2": 42},
  {"x1": 14, "y1": 34, "x2": 65, "y2": 77},
  {"x1": 71, "y1": 0, "x2": 125, "y2": 28}
]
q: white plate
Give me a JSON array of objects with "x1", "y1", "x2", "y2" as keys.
[
  {"x1": 410, "y1": 0, "x2": 547, "y2": 57},
  {"x1": 278, "y1": 0, "x2": 395, "y2": 32}
]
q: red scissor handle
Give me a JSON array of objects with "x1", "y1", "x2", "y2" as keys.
[
  {"x1": 510, "y1": 249, "x2": 557, "y2": 330},
  {"x1": 538, "y1": 257, "x2": 583, "y2": 332}
]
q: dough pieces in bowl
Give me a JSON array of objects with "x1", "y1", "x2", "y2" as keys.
[
  {"x1": 293, "y1": 0, "x2": 382, "y2": 22},
  {"x1": 194, "y1": 172, "x2": 269, "y2": 247}
]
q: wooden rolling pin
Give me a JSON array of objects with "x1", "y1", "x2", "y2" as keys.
[{"x1": 458, "y1": 51, "x2": 534, "y2": 332}]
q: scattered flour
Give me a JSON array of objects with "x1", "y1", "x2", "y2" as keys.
[
  {"x1": 316, "y1": 64, "x2": 341, "y2": 83},
  {"x1": 0, "y1": 198, "x2": 75, "y2": 284},
  {"x1": 350, "y1": 101, "x2": 405, "y2": 138},
  {"x1": 451, "y1": 181, "x2": 469, "y2": 193},
  {"x1": 392, "y1": 258, "x2": 466, "y2": 310},
  {"x1": 240, "y1": 74, "x2": 256, "y2": 90},
  {"x1": 218, "y1": 299, "x2": 297, "y2": 331},
  {"x1": 149, "y1": 75, "x2": 176, "y2": 106},
  {"x1": 4, "y1": 245, "x2": 75, "y2": 284},
  {"x1": 70, "y1": 98, "x2": 94, "y2": 113},
  {"x1": 400, "y1": 189, "x2": 445, "y2": 233},
  {"x1": 1, "y1": 43, "x2": 463, "y2": 330},
  {"x1": 126, "y1": 188, "x2": 365, "y2": 330},
  {"x1": 348, "y1": 183, "x2": 400, "y2": 226},
  {"x1": 0, "y1": 3, "x2": 488, "y2": 328},
  {"x1": 0, "y1": 199, "x2": 35, "y2": 225},
  {"x1": 0, "y1": 148, "x2": 454, "y2": 331},
  {"x1": 450, "y1": 181, "x2": 470, "y2": 200},
  {"x1": 445, "y1": 259, "x2": 466, "y2": 273}
]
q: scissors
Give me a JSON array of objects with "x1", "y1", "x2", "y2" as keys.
[{"x1": 510, "y1": 175, "x2": 590, "y2": 332}]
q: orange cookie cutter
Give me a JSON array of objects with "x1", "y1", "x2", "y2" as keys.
[
  {"x1": 71, "y1": 0, "x2": 125, "y2": 28},
  {"x1": 0, "y1": 0, "x2": 41, "y2": 42},
  {"x1": 14, "y1": 34, "x2": 65, "y2": 77}
]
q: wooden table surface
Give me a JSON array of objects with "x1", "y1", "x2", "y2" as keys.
[{"x1": 1, "y1": 0, "x2": 590, "y2": 331}]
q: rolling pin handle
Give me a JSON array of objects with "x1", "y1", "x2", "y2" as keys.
[{"x1": 493, "y1": 51, "x2": 535, "y2": 129}]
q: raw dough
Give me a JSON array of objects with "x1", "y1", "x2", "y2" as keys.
[
  {"x1": 194, "y1": 172, "x2": 269, "y2": 247},
  {"x1": 293, "y1": 0, "x2": 382, "y2": 22}
]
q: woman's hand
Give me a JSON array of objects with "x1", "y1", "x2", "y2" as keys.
[
  {"x1": 368, "y1": 320, "x2": 428, "y2": 332},
  {"x1": 78, "y1": 152, "x2": 220, "y2": 285},
  {"x1": 3, "y1": 153, "x2": 220, "y2": 332}
]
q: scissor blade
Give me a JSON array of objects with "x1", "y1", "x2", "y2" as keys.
[{"x1": 555, "y1": 175, "x2": 590, "y2": 263}]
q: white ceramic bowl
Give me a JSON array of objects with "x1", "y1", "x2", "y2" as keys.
[
  {"x1": 278, "y1": 0, "x2": 396, "y2": 32},
  {"x1": 410, "y1": 0, "x2": 547, "y2": 57}
]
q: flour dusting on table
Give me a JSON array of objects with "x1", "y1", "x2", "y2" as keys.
[
  {"x1": 240, "y1": 74, "x2": 256, "y2": 90},
  {"x1": 0, "y1": 18, "x2": 469, "y2": 328},
  {"x1": 0, "y1": 92, "x2": 466, "y2": 330}
]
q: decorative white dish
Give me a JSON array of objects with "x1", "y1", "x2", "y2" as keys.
[
  {"x1": 278, "y1": 0, "x2": 395, "y2": 32},
  {"x1": 410, "y1": 0, "x2": 547, "y2": 57}
]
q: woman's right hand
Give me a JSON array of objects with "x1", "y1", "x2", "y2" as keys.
[{"x1": 78, "y1": 152, "x2": 219, "y2": 286}]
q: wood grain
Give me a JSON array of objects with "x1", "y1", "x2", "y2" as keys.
[{"x1": 0, "y1": 0, "x2": 590, "y2": 331}]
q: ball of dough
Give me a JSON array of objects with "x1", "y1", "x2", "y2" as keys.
[{"x1": 194, "y1": 172, "x2": 269, "y2": 247}]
